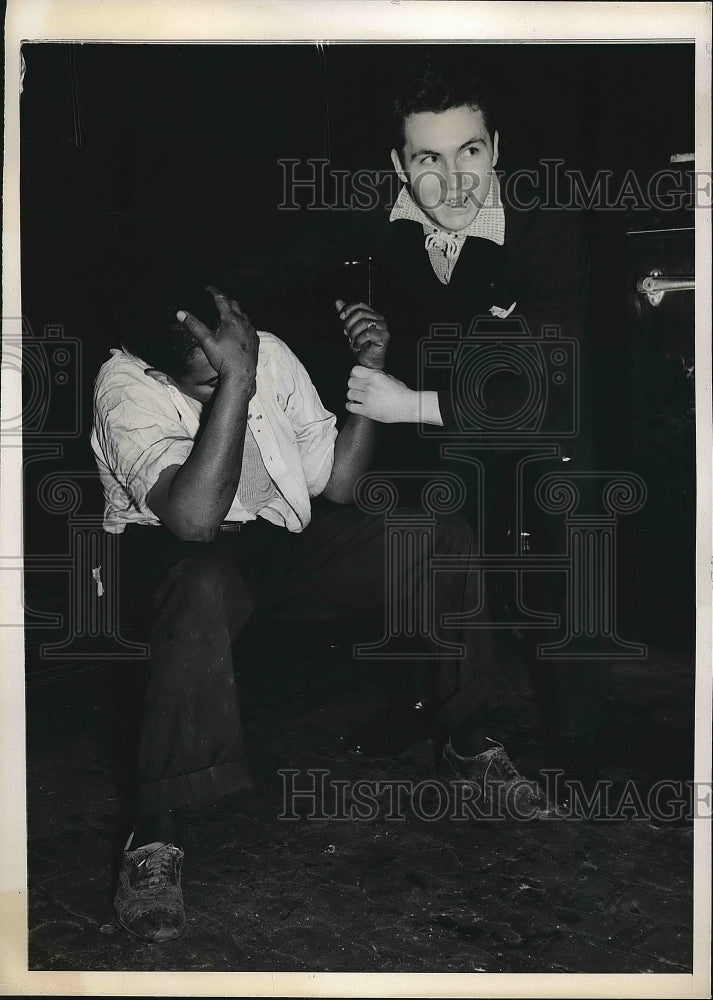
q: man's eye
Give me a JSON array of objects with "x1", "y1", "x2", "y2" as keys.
[
  {"x1": 462, "y1": 146, "x2": 481, "y2": 157},
  {"x1": 420, "y1": 154, "x2": 439, "y2": 165}
]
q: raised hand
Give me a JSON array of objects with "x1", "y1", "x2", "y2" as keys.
[
  {"x1": 335, "y1": 299, "x2": 390, "y2": 371},
  {"x1": 177, "y1": 286, "x2": 258, "y2": 384}
]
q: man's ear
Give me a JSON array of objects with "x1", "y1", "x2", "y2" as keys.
[
  {"x1": 145, "y1": 368, "x2": 177, "y2": 388},
  {"x1": 391, "y1": 148, "x2": 408, "y2": 185},
  {"x1": 492, "y1": 130, "x2": 500, "y2": 169}
]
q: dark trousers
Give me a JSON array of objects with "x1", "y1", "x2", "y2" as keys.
[
  {"x1": 120, "y1": 499, "x2": 498, "y2": 814},
  {"x1": 483, "y1": 454, "x2": 611, "y2": 747},
  {"x1": 521, "y1": 579, "x2": 611, "y2": 747}
]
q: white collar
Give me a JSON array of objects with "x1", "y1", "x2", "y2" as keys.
[{"x1": 389, "y1": 173, "x2": 505, "y2": 245}]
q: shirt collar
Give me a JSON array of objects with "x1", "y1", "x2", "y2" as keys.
[
  {"x1": 389, "y1": 173, "x2": 505, "y2": 245},
  {"x1": 117, "y1": 345, "x2": 149, "y2": 368}
]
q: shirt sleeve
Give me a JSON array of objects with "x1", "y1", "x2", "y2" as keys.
[
  {"x1": 273, "y1": 339, "x2": 338, "y2": 497},
  {"x1": 93, "y1": 371, "x2": 196, "y2": 514}
]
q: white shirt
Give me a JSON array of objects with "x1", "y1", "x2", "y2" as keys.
[
  {"x1": 91, "y1": 331, "x2": 338, "y2": 534},
  {"x1": 388, "y1": 174, "x2": 506, "y2": 285}
]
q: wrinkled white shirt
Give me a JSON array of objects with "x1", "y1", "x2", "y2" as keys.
[{"x1": 91, "y1": 331, "x2": 337, "y2": 534}]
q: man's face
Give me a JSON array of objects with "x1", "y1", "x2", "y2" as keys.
[
  {"x1": 391, "y1": 105, "x2": 499, "y2": 232},
  {"x1": 172, "y1": 348, "x2": 219, "y2": 404}
]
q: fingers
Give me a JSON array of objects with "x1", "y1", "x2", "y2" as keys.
[
  {"x1": 349, "y1": 317, "x2": 387, "y2": 340},
  {"x1": 337, "y1": 300, "x2": 372, "y2": 319},
  {"x1": 175, "y1": 309, "x2": 213, "y2": 343},
  {"x1": 336, "y1": 301, "x2": 390, "y2": 357},
  {"x1": 203, "y1": 286, "x2": 257, "y2": 345},
  {"x1": 349, "y1": 372, "x2": 374, "y2": 390},
  {"x1": 344, "y1": 321, "x2": 388, "y2": 356},
  {"x1": 206, "y1": 285, "x2": 245, "y2": 320},
  {"x1": 347, "y1": 367, "x2": 385, "y2": 413},
  {"x1": 336, "y1": 301, "x2": 384, "y2": 329},
  {"x1": 338, "y1": 304, "x2": 384, "y2": 327},
  {"x1": 348, "y1": 366, "x2": 377, "y2": 405},
  {"x1": 351, "y1": 329, "x2": 386, "y2": 353}
]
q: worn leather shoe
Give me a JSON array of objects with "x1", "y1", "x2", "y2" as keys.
[
  {"x1": 114, "y1": 836, "x2": 185, "y2": 942},
  {"x1": 438, "y1": 737, "x2": 561, "y2": 819}
]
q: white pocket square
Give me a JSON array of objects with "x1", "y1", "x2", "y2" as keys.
[{"x1": 489, "y1": 301, "x2": 517, "y2": 319}]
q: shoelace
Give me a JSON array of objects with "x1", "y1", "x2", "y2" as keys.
[
  {"x1": 482, "y1": 742, "x2": 529, "y2": 785},
  {"x1": 490, "y1": 749, "x2": 524, "y2": 782},
  {"x1": 136, "y1": 845, "x2": 177, "y2": 888}
]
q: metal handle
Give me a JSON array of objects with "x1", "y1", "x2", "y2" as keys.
[{"x1": 636, "y1": 269, "x2": 694, "y2": 306}]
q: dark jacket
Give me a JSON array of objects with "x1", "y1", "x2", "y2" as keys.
[
  {"x1": 372, "y1": 200, "x2": 591, "y2": 437},
  {"x1": 366, "y1": 199, "x2": 596, "y2": 543}
]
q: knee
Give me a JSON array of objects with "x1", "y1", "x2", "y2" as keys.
[
  {"x1": 188, "y1": 545, "x2": 249, "y2": 598},
  {"x1": 157, "y1": 543, "x2": 249, "y2": 611}
]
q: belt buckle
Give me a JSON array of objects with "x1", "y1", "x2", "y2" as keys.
[{"x1": 219, "y1": 521, "x2": 245, "y2": 534}]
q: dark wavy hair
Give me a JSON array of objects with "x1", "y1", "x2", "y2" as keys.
[{"x1": 391, "y1": 52, "x2": 498, "y2": 154}]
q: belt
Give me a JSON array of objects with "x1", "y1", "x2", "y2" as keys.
[
  {"x1": 125, "y1": 519, "x2": 265, "y2": 537},
  {"x1": 219, "y1": 520, "x2": 254, "y2": 533}
]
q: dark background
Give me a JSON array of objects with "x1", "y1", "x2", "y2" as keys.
[{"x1": 19, "y1": 42, "x2": 696, "y2": 651}]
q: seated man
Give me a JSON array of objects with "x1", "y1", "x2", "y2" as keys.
[
  {"x1": 341, "y1": 53, "x2": 607, "y2": 785},
  {"x1": 91, "y1": 280, "x2": 553, "y2": 944}
]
